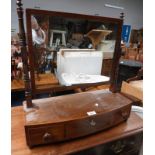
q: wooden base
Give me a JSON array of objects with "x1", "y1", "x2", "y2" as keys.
[
  {"x1": 23, "y1": 102, "x2": 39, "y2": 113},
  {"x1": 24, "y1": 90, "x2": 132, "y2": 147},
  {"x1": 12, "y1": 106, "x2": 143, "y2": 155}
]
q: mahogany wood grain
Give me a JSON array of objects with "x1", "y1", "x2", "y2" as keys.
[
  {"x1": 12, "y1": 106, "x2": 143, "y2": 155},
  {"x1": 16, "y1": 0, "x2": 32, "y2": 107},
  {"x1": 23, "y1": 90, "x2": 132, "y2": 147},
  {"x1": 24, "y1": 90, "x2": 131, "y2": 125}
]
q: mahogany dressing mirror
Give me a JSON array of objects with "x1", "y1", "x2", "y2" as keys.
[{"x1": 16, "y1": 3, "x2": 134, "y2": 149}]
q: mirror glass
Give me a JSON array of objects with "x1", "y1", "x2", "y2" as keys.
[{"x1": 29, "y1": 12, "x2": 118, "y2": 91}]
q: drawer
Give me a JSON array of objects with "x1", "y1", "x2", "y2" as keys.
[
  {"x1": 66, "y1": 107, "x2": 130, "y2": 139},
  {"x1": 25, "y1": 124, "x2": 64, "y2": 147}
]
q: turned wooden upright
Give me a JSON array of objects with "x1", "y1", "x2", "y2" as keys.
[
  {"x1": 16, "y1": 0, "x2": 33, "y2": 108},
  {"x1": 109, "y1": 12, "x2": 124, "y2": 92}
]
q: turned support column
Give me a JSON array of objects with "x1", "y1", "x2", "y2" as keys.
[{"x1": 16, "y1": 0, "x2": 33, "y2": 108}]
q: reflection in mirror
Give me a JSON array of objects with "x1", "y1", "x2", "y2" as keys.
[{"x1": 30, "y1": 13, "x2": 118, "y2": 90}]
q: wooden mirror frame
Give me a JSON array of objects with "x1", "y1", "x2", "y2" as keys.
[
  {"x1": 26, "y1": 9, "x2": 123, "y2": 96},
  {"x1": 17, "y1": 0, "x2": 123, "y2": 107}
]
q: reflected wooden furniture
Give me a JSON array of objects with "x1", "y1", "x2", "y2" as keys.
[
  {"x1": 85, "y1": 84, "x2": 110, "y2": 92},
  {"x1": 123, "y1": 47, "x2": 143, "y2": 62},
  {"x1": 102, "y1": 59, "x2": 113, "y2": 76},
  {"x1": 121, "y1": 67, "x2": 143, "y2": 103},
  {"x1": 121, "y1": 67, "x2": 143, "y2": 106},
  {"x1": 124, "y1": 48, "x2": 139, "y2": 60},
  {"x1": 137, "y1": 48, "x2": 143, "y2": 62},
  {"x1": 35, "y1": 73, "x2": 59, "y2": 86},
  {"x1": 121, "y1": 80, "x2": 143, "y2": 101},
  {"x1": 11, "y1": 79, "x2": 25, "y2": 92},
  {"x1": 50, "y1": 29, "x2": 67, "y2": 48},
  {"x1": 74, "y1": 84, "x2": 110, "y2": 93},
  {"x1": 12, "y1": 106, "x2": 143, "y2": 155},
  {"x1": 86, "y1": 29, "x2": 112, "y2": 48},
  {"x1": 130, "y1": 29, "x2": 143, "y2": 44},
  {"x1": 11, "y1": 73, "x2": 59, "y2": 92},
  {"x1": 117, "y1": 59, "x2": 143, "y2": 90}
]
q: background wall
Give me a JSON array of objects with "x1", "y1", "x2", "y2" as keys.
[{"x1": 11, "y1": 0, "x2": 143, "y2": 33}]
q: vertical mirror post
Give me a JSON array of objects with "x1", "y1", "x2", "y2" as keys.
[
  {"x1": 109, "y1": 13, "x2": 124, "y2": 92},
  {"x1": 16, "y1": 0, "x2": 33, "y2": 108}
]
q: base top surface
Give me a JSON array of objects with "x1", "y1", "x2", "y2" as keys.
[{"x1": 24, "y1": 90, "x2": 132, "y2": 125}]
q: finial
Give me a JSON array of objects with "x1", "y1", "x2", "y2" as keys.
[
  {"x1": 120, "y1": 12, "x2": 124, "y2": 20},
  {"x1": 16, "y1": 0, "x2": 23, "y2": 8}
]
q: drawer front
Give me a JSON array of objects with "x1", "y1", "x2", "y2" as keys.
[
  {"x1": 25, "y1": 106, "x2": 131, "y2": 147},
  {"x1": 25, "y1": 124, "x2": 64, "y2": 147},
  {"x1": 66, "y1": 106, "x2": 130, "y2": 139}
]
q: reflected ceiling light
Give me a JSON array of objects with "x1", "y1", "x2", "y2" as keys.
[{"x1": 105, "y1": 4, "x2": 124, "y2": 10}]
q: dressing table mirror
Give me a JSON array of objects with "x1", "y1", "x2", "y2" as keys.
[
  {"x1": 16, "y1": 1, "x2": 134, "y2": 149},
  {"x1": 25, "y1": 8, "x2": 123, "y2": 97}
]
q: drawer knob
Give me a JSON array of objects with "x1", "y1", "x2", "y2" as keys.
[
  {"x1": 111, "y1": 141, "x2": 125, "y2": 153},
  {"x1": 90, "y1": 120, "x2": 96, "y2": 126},
  {"x1": 43, "y1": 132, "x2": 52, "y2": 142},
  {"x1": 121, "y1": 111, "x2": 128, "y2": 120}
]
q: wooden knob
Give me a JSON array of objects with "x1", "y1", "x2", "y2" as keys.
[
  {"x1": 43, "y1": 132, "x2": 52, "y2": 142},
  {"x1": 110, "y1": 140, "x2": 125, "y2": 153},
  {"x1": 121, "y1": 111, "x2": 128, "y2": 120},
  {"x1": 90, "y1": 119, "x2": 96, "y2": 126}
]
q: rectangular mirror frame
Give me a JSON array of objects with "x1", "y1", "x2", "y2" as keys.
[{"x1": 26, "y1": 9, "x2": 123, "y2": 96}]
